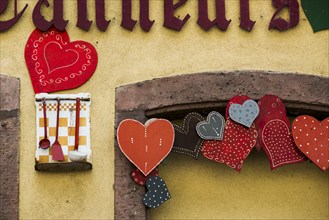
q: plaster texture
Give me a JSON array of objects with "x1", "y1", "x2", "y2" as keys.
[{"x1": 0, "y1": 0, "x2": 328, "y2": 219}]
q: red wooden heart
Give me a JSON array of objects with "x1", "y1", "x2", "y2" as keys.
[
  {"x1": 25, "y1": 28, "x2": 98, "y2": 93},
  {"x1": 201, "y1": 118, "x2": 257, "y2": 172},
  {"x1": 117, "y1": 119, "x2": 174, "y2": 176},
  {"x1": 260, "y1": 118, "x2": 306, "y2": 170},
  {"x1": 255, "y1": 95, "x2": 287, "y2": 151},
  {"x1": 131, "y1": 167, "x2": 159, "y2": 186},
  {"x1": 292, "y1": 116, "x2": 329, "y2": 171}
]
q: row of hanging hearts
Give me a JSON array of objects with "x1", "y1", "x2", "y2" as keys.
[{"x1": 117, "y1": 94, "x2": 328, "y2": 208}]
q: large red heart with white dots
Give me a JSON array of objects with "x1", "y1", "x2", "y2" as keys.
[
  {"x1": 260, "y1": 117, "x2": 306, "y2": 170},
  {"x1": 25, "y1": 28, "x2": 98, "y2": 93},
  {"x1": 292, "y1": 116, "x2": 329, "y2": 171},
  {"x1": 201, "y1": 118, "x2": 257, "y2": 172}
]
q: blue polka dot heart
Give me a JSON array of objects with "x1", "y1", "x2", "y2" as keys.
[{"x1": 143, "y1": 176, "x2": 171, "y2": 208}]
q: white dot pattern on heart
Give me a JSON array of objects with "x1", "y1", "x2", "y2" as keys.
[
  {"x1": 143, "y1": 176, "x2": 171, "y2": 208},
  {"x1": 262, "y1": 119, "x2": 306, "y2": 169},
  {"x1": 201, "y1": 119, "x2": 257, "y2": 171},
  {"x1": 131, "y1": 168, "x2": 159, "y2": 186},
  {"x1": 292, "y1": 116, "x2": 329, "y2": 171}
]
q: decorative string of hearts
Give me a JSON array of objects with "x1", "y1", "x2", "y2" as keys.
[
  {"x1": 292, "y1": 116, "x2": 329, "y2": 171},
  {"x1": 117, "y1": 96, "x2": 327, "y2": 209},
  {"x1": 25, "y1": 28, "x2": 98, "y2": 93}
]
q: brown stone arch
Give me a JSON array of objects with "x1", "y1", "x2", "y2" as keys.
[{"x1": 114, "y1": 71, "x2": 329, "y2": 220}]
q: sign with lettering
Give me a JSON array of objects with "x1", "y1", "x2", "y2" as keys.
[{"x1": 2, "y1": 0, "x2": 317, "y2": 32}]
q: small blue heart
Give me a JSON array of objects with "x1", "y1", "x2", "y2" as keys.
[{"x1": 229, "y1": 100, "x2": 259, "y2": 128}]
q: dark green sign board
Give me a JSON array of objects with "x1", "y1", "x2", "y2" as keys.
[{"x1": 302, "y1": 0, "x2": 329, "y2": 32}]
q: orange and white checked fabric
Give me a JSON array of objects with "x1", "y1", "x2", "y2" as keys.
[{"x1": 35, "y1": 93, "x2": 92, "y2": 164}]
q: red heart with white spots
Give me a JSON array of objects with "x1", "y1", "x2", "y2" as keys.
[
  {"x1": 260, "y1": 118, "x2": 306, "y2": 170},
  {"x1": 201, "y1": 118, "x2": 257, "y2": 172},
  {"x1": 255, "y1": 95, "x2": 287, "y2": 151},
  {"x1": 131, "y1": 167, "x2": 159, "y2": 186},
  {"x1": 25, "y1": 28, "x2": 98, "y2": 93},
  {"x1": 292, "y1": 116, "x2": 329, "y2": 171}
]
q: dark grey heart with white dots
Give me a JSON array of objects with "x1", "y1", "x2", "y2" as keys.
[{"x1": 143, "y1": 176, "x2": 171, "y2": 208}]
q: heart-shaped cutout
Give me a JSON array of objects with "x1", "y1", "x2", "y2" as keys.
[
  {"x1": 196, "y1": 111, "x2": 225, "y2": 140},
  {"x1": 201, "y1": 118, "x2": 257, "y2": 172},
  {"x1": 292, "y1": 116, "x2": 329, "y2": 171},
  {"x1": 260, "y1": 118, "x2": 307, "y2": 170},
  {"x1": 229, "y1": 99, "x2": 260, "y2": 128},
  {"x1": 225, "y1": 95, "x2": 251, "y2": 118},
  {"x1": 143, "y1": 176, "x2": 171, "y2": 208},
  {"x1": 172, "y1": 112, "x2": 205, "y2": 159},
  {"x1": 131, "y1": 167, "x2": 159, "y2": 186},
  {"x1": 255, "y1": 95, "x2": 287, "y2": 151},
  {"x1": 301, "y1": 0, "x2": 329, "y2": 32},
  {"x1": 117, "y1": 119, "x2": 174, "y2": 176},
  {"x1": 25, "y1": 28, "x2": 98, "y2": 93}
]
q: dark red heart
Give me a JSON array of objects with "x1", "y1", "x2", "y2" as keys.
[
  {"x1": 254, "y1": 95, "x2": 287, "y2": 151},
  {"x1": 131, "y1": 167, "x2": 159, "y2": 186},
  {"x1": 25, "y1": 28, "x2": 98, "y2": 93},
  {"x1": 201, "y1": 118, "x2": 257, "y2": 172},
  {"x1": 260, "y1": 117, "x2": 307, "y2": 170}
]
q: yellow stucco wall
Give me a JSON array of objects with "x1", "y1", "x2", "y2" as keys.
[{"x1": 0, "y1": 0, "x2": 328, "y2": 219}]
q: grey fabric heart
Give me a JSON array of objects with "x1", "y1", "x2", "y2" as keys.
[
  {"x1": 196, "y1": 111, "x2": 225, "y2": 140},
  {"x1": 229, "y1": 99, "x2": 259, "y2": 128}
]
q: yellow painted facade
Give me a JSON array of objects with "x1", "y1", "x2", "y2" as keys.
[{"x1": 0, "y1": 0, "x2": 328, "y2": 219}]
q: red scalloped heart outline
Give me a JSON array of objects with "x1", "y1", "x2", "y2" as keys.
[
  {"x1": 201, "y1": 118, "x2": 257, "y2": 172},
  {"x1": 25, "y1": 28, "x2": 98, "y2": 93},
  {"x1": 292, "y1": 116, "x2": 329, "y2": 171}
]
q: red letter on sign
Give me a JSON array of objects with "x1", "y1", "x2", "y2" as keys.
[
  {"x1": 164, "y1": 0, "x2": 190, "y2": 31},
  {"x1": 239, "y1": 0, "x2": 255, "y2": 31},
  {"x1": 121, "y1": 0, "x2": 154, "y2": 32},
  {"x1": 33, "y1": 0, "x2": 68, "y2": 31},
  {"x1": 197, "y1": 0, "x2": 231, "y2": 31},
  {"x1": 77, "y1": 0, "x2": 93, "y2": 31},
  {"x1": 0, "y1": 0, "x2": 28, "y2": 31},
  {"x1": 269, "y1": 0, "x2": 299, "y2": 31},
  {"x1": 96, "y1": 0, "x2": 110, "y2": 31}
]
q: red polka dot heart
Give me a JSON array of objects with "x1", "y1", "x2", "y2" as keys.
[{"x1": 292, "y1": 116, "x2": 329, "y2": 171}]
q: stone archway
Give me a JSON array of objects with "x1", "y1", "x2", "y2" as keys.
[{"x1": 0, "y1": 74, "x2": 20, "y2": 220}]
